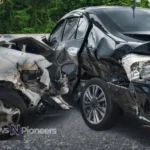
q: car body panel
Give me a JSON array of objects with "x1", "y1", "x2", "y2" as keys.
[{"x1": 57, "y1": 7, "x2": 150, "y2": 125}]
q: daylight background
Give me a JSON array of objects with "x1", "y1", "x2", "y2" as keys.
[{"x1": 0, "y1": 0, "x2": 150, "y2": 34}]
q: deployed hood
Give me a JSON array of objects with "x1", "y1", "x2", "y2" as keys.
[{"x1": 0, "y1": 37, "x2": 54, "y2": 61}]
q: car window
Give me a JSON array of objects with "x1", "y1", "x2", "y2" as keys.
[
  {"x1": 50, "y1": 20, "x2": 65, "y2": 46},
  {"x1": 63, "y1": 18, "x2": 79, "y2": 41},
  {"x1": 95, "y1": 8, "x2": 150, "y2": 33},
  {"x1": 76, "y1": 18, "x2": 88, "y2": 39}
]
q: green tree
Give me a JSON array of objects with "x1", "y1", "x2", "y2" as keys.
[{"x1": 0, "y1": 0, "x2": 150, "y2": 33}]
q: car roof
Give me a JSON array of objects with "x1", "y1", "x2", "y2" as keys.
[
  {"x1": 61, "y1": 6, "x2": 150, "y2": 20},
  {"x1": 84, "y1": 6, "x2": 150, "y2": 12}
]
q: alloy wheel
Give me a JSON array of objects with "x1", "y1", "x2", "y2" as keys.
[
  {"x1": 83, "y1": 85, "x2": 107, "y2": 124},
  {"x1": 0, "y1": 100, "x2": 21, "y2": 129}
]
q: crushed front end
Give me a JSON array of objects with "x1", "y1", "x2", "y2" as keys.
[{"x1": 0, "y1": 39, "x2": 71, "y2": 115}]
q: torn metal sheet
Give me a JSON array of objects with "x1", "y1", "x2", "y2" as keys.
[
  {"x1": 122, "y1": 54, "x2": 150, "y2": 81},
  {"x1": 40, "y1": 69, "x2": 50, "y2": 90},
  {"x1": 0, "y1": 39, "x2": 70, "y2": 110},
  {"x1": 107, "y1": 82, "x2": 139, "y2": 115},
  {"x1": 51, "y1": 96, "x2": 71, "y2": 110}
]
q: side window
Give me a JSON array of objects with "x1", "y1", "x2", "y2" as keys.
[
  {"x1": 62, "y1": 18, "x2": 79, "y2": 41},
  {"x1": 50, "y1": 20, "x2": 65, "y2": 46},
  {"x1": 76, "y1": 18, "x2": 88, "y2": 39}
]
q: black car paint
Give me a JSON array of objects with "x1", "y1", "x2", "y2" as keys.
[{"x1": 50, "y1": 7, "x2": 150, "y2": 125}]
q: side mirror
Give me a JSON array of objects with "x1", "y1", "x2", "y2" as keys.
[
  {"x1": 41, "y1": 35, "x2": 50, "y2": 45},
  {"x1": 51, "y1": 37, "x2": 57, "y2": 44}
]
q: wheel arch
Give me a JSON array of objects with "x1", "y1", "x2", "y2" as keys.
[
  {"x1": 78, "y1": 77, "x2": 124, "y2": 112},
  {"x1": 80, "y1": 77, "x2": 120, "y2": 130},
  {"x1": 0, "y1": 81, "x2": 29, "y2": 108}
]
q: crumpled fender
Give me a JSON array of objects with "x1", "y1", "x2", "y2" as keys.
[{"x1": 0, "y1": 46, "x2": 51, "y2": 84}]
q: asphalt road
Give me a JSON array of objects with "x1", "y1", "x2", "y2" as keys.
[{"x1": 0, "y1": 98, "x2": 150, "y2": 150}]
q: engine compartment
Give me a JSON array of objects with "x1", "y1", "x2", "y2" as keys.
[{"x1": 0, "y1": 38, "x2": 70, "y2": 110}]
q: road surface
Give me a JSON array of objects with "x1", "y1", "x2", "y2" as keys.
[{"x1": 0, "y1": 99, "x2": 150, "y2": 150}]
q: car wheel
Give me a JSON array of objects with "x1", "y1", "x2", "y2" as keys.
[
  {"x1": 80, "y1": 78, "x2": 119, "y2": 131},
  {"x1": 0, "y1": 90, "x2": 27, "y2": 140}
]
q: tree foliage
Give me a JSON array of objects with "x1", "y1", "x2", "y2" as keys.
[{"x1": 0, "y1": 0, "x2": 150, "y2": 33}]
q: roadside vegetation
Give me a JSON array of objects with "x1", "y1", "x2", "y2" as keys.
[{"x1": 0, "y1": 0, "x2": 149, "y2": 33}]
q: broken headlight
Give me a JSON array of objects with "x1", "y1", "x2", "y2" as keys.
[{"x1": 140, "y1": 61, "x2": 150, "y2": 80}]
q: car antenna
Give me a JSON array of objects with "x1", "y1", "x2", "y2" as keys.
[
  {"x1": 131, "y1": 0, "x2": 136, "y2": 19},
  {"x1": 132, "y1": 0, "x2": 141, "y2": 19}
]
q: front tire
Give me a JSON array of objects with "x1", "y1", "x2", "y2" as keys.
[
  {"x1": 0, "y1": 88, "x2": 27, "y2": 140},
  {"x1": 80, "y1": 78, "x2": 119, "y2": 131}
]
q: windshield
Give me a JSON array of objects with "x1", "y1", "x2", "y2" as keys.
[{"x1": 94, "y1": 7, "x2": 150, "y2": 33}]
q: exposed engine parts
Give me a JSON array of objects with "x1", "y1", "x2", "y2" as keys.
[{"x1": 0, "y1": 39, "x2": 71, "y2": 111}]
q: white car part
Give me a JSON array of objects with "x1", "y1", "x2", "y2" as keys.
[
  {"x1": 122, "y1": 53, "x2": 150, "y2": 81},
  {"x1": 18, "y1": 85, "x2": 41, "y2": 106},
  {"x1": 0, "y1": 46, "x2": 71, "y2": 109},
  {"x1": 51, "y1": 96, "x2": 72, "y2": 109},
  {"x1": 40, "y1": 69, "x2": 50, "y2": 90},
  {"x1": 0, "y1": 47, "x2": 48, "y2": 106}
]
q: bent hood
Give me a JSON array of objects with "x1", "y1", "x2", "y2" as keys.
[{"x1": 113, "y1": 41, "x2": 150, "y2": 60}]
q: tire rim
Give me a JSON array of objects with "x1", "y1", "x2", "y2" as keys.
[
  {"x1": 0, "y1": 100, "x2": 21, "y2": 129},
  {"x1": 83, "y1": 85, "x2": 107, "y2": 124}
]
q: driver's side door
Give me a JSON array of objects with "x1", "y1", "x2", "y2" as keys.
[
  {"x1": 55, "y1": 17, "x2": 89, "y2": 90},
  {"x1": 49, "y1": 16, "x2": 89, "y2": 91}
]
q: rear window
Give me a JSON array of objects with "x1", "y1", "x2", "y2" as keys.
[{"x1": 95, "y1": 8, "x2": 150, "y2": 33}]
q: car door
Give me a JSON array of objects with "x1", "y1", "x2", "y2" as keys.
[
  {"x1": 55, "y1": 16, "x2": 88, "y2": 84},
  {"x1": 49, "y1": 20, "x2": 66, "y2": 51}
]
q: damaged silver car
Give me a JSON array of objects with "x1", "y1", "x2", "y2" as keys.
[{"x1": 0, "y1": 37, "x2": 71, "y2": 138}]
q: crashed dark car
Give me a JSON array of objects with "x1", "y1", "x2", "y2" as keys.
[
  {"x1": 1, "y1": 6, "x2": 150, "y2": 134},
  {"x1": 42, "y1": 6, "x2": 150, "y2": 131}
]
